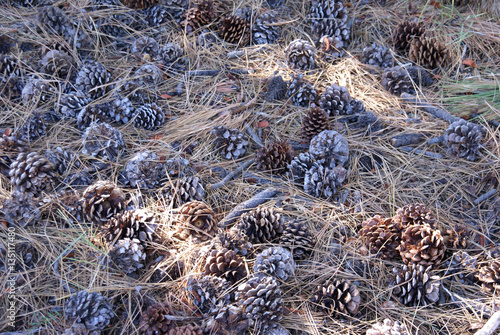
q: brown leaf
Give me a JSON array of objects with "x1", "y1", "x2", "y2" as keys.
[
  {"x1": 462, "y1": 59, "x2": 477, "y2": 68},
  {"x1": 161, "y1": 94, "x2": 172, "y2": 99},
  {"x1": 257, "y1": 120, "x2": 269, "y2": 128}
]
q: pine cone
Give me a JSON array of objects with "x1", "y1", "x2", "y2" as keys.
[
  {"x1": 302, "y1": 107, "x2": 331, "y2": 141},
  {"x1": 391, "y1": 264, "x2": 440, "y2": 306},
  {"x1": 40, "y1": 50, "x2": 74, "y2": 78},
  {"x1": 182, "y1": 0, "x2": 217, "y2": 35},
  {"x1": 82, "y1": 180, "x2": 126, "y2": 225},
  {"x1": 287, "y1": 152, "x2": 316, "y2": 184},
  {"x1": 317, "y1": 84, "x2": 352, "y2": 116},
  {"x1": 164, "y1": 176, "x2": 205, "y2": 207},
  {"x1": 76, "y1": 102, "x2": 114, "y2": 130},
  {"x1": 219, "y1": 16, "x2": 250, "y2": 45},
  {"x1": 81, "y1": 122, "x2": 125, "y2": 161},
  {"x1": 21, "y1": 79, "x2": 55, "y2": 106},
  {"x1": 366, "y1": 319, "x2": 409, "y2": 335},
  {"x1": 309, "y1": 0, "x2": 350, "y2": 45},
  {"x1": 253, "y1": 246, "x2": 296, "y2": 281},
  {"x1": 443, "y1": 224, "x2": 470, "y2": 250},
  {"x1": 359, "y1": 215, "x2": 400, "y2": 260},
  {"x1": 256, "y1": 140, "x2": 294, "y2": 173},
  {"x1": 211, "y1": 126, "x2": 249, "y2": 160},
  {"x1": 477, "y1": 260, "x2": 500, "y2": 293},
  {"x1": 76, "y1": 61, "x2": 113, "y2": 99},
  {"x1": 409, "y1": 35, "x2": 448, "y2": 69},
  {"x1": 214, "y1": 227, "x2": 253, "y2": 256},
  {"x1": 397, "y1": 224, "x2": 445, "y2": 268},
  {"x1": 253, "y1": 10, "x2": 281, "y2": 45},
  {"x1": 279, "y1": 220, "x2": 315, "y2": 260},
  {"x1": 159, "y1": 43, "x2": 187, "y2": 72},
  {"x1": 237, "y1": 206, "x2": 284, "y2": 243},
  {"x1": 56, "y1": 93, "x2": 93, "y2": 119},
  {"x1": 64, "y1": 291, "x2": 113, "y2": 332},
  {"x1": 361, "y1": 43, "x2": 393, "y2": 68},
  {"x1": 168, "y1": 325, "x2": 203, "y2": 335},
  {"x1": 45, "y1": 146, "x2": 81, "y2": 176},
  {"x1": 393, "y1": 20, "x2": 425, "y2": 52},
  {"x1": 9, "y1": 152, "x2": 54, "y2": 195},
  {"x1": 0, "y1": 241, "x2": 39, "y2": 271},
  {"x1": 3, "y1": 191, "x2": 41, "y2": 227},
  {"x1": 175, "y1": 201, "x2": 217, "y2": 243},
  {"x1": 0, "y1": 132, "x2": 25, "y2": 174},
  {"x1": 133, "y1": 103, "x2": 166, "y2": 130},
  {"x1": 131, "y1": 36, "x2": 160, "y2": 57},
  {"x1": 443, "y1": 251, "x2": 477, "y2": 285},
  {"x1": 142, "y1": 0, "x2": 189, "y2": 24},
  {"x1": 236, "y1": 275, "x2": 283, "y2": 330},
  {"x1": 204, "y1": 248, "x2": 247, "y2": 283},
  {"x1": 309, "y1": 130, "x2": 349, "y2": 168},
  {"x1": 124, "y1": 151, "x2": 164, "y2": 189},
  {"x1": 311, "y1": 279, "x2": 360, "y2": 316},
  {"x1": 108, "y1": 237, "x2": 146, "y2": 273},
  {"x1": 287, "y1": 73, "x2": 318, "y2": 107},
  {"x1": 121, "y1": 0, "x2": 159, "y2": 9},
  {"x1": 197, "y1": 29, "x2": 221, "y2": 48},
  {"x1": 104, "y1": 209, "x2": 157, "y2": 244},
  {"x1": 381, "y1": 66, "x2": 414, "y2": 95},
  {"x1": 304, "y1": 163, "x2": 347, "y2": 198},
  {"x1": 318, "y1": 35, "x2": 344, "y2": 61},
  {"x1": 111, "y1": 95, "x2": 135, "y2": 124},
  {"x1": 135, "y1": 64, "x2": 163, "y2": 87},
  {"x1": 285, "y1": 39, "x2": 316, "y2": 70},
  {"x1": 444, "y1": 119, "x2": 483, "y2": 161},
  {"x1": 392, "y1": 203, "x2": 436, "y2": 231},
  {"x1": 139, "y1": 302, "x2": 174, "y2": 335},
  {"x1": 186, "y1": 274, "x2": 232, "y2": 315},
  {"x1": 264, "y1": 73, "x2": 287, "y2": 102},
  {"x1": 17, "y1": 111, "x2": 46, "y2": 142},
  {"x1": 37, "y1": 6, "x2": 73, "y2": 40},
  {"x1": 41, "y1": 189, "x2": 84, "y2": 224},
  {"x1": 202, "y1": 305, "x2": 249, "y2": 335}
]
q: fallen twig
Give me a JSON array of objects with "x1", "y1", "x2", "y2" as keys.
[
  {"x1": 245, "y1": 123, "x2": 264, "y2": 148},
  {"x1": 398, "y1": 146, "x2": 443, "y2": 159},
  {"x1": 390, "y1": 133, "x2": 426, "y2": 147},
  {"x1": 208, "y1": 159, "x2": 255, "y2": 190},
  {"x1": 401, "y1": 93, "x2": 461, "y2": 124},
  {"x1": 474, "y1": 188, "x2": 497, "y2": 205},
  {"x1": 219, "y1": 187, "x2": 280, "y2": 228},
  {"x1": 427, "y1": 135, "x2": 445, "y2": 144},
  {"x1": 475, "y1": 311, "x2": 500, "y2": 335}
]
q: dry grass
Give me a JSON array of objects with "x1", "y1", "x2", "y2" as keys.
[{"x1": 0, "y1": 0, "x2": 500, "y2": 334}]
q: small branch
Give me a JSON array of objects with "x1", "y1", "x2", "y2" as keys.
[
  {"x1": 289, "y1": 141, "x2": 310, "y2": 151},
  {"x1": 398, "y1": 146, "x2": 443, "y2": 159},
  {"x1": 390, "y1": 133, "x2": 426, "y2": 147},
  {"x1": 475, "y1": 311, "x2": 500, "y2": 335},
  {"x1": 208, "y1": 159, "x2": 255, "y2": 190},
  {"x1": 401, "y1": 93, "x2": 461, "y2": 124},
  {"x1": 219, "y1": 187, "x2": 280, "y2": 228},
  {"x1": 427, "y1": 135, "x2": 445, "y2": 145},
  {"x1": 245, "y1": 123, "x2": 263, "y2": 148},
  {"x1": 474, "y1": 188, "x2": 497, "y2": 205}
]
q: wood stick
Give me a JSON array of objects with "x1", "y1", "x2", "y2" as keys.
[
  {"x1": 427, "y1": 135, "x2": 445, "y2": 144},
  {"x1": 401, "y1": 93, "x2": 461, "y2": 124},
  {"x1": 390, "y1": 133, "x2": 426, "y2": 147},
  {"x1": 208, "y1": 159, "x2": 255, "y2": 190},
  {"x1": 474, "y1": 188, "x2": 497, "y2": 205},
  {"x1": 219, "y1": 187, "x2": 279, "y2": 228},
  {"x1": 398, "y1": 146, "x2": 443, "y2": 159},
  {"x1": 245, "y1": 123, "x2": 264, "y2": 148},
  {"x1": 475, "y1": 311, "x2": 500, "y2": 335}
]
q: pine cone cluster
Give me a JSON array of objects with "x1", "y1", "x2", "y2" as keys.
[
  {"x1": 393, "y1": 20, "x2": 425, "y2": 52},
  {"x1": 409, "y1": 35, "x2": 449, "y2": 69},
  {"x1": 211, "y1": 126, "x2": 249, "y2": 160},
  {"x1": 309, "y1": 0, "x2": 350, "y2": 45},
  {"x1": 361, "y1": 43, "x2": 393, "y2": 68},
  {"x1": 391, "y1": 264, "x2": 440, "y2": 306},
  {"x1": 104, "y1": 209, "x2": 157, "y2": 244},
  {"x1": 397, "y1": 224, "x2": 445, "y2": 268},
  {"x1": 124, "y1": 151, "x2": 164, "y2": 189},
  {"x1": 279, "y1": 220, "x2": 315, "y2": 260},
  {"x1": 81, "y1": 122, "x2": 125, "y2": 161},
  {"x1": 236, "y1": 275, "x2": 283, "y2": 330},
  {"x1": 219, "y1": 16, "x2": 250, "y2": 45},
  {"x1": 253, "y1": 246, "x2": 296, "y2": 281},
  {"x1": 75, "y1": 61, "x2": 113, "y2": 99},
  {"x1": 444, "y1": 119, "x2": 483, "y2": 161},
  {"x1": 139, "y1": 302, "x2": 174, "y2": 334},
  {"x1": 311, "y1": 279, "x2": 360, "y2": 316},
  {"x1": 204, "y1": 248, "x2": 247, "y2": 283},
  {"x1": 9, "y1": 152, "x2": 54, "y2": 195},
  {"x1": 302, "y1": 107, "x2": 331, "y2": 141},
  {"x1": 175, "y1": 200, "x2": 217, "y2": 243},
  {"x1": 285, "y1": 39, "x2": 316, "y2": 70},
  {"x1": 359, "y1": 215, "x2": 400, "y2": 260},
  {"x1": 366, "y1": 319, "x2": 409, "y2": 335},
  {"x1": 477, "y1": 260, "x2": 500, "y2": 293},
  {"x1": 317, "y1": 84, "x2": 352, "y2": 116},
  {"x1": 186, "y1": 274, "x2": 232, "y2": 315},
  {"x1": 82, "y1": 180, "x2": 126, "y2": 225},
  {"x1": 237, "y1": 206, "x2": 284, "y2": 243},
  {"x1": 64, "y1": 291, "x2": 113, "y2": 332},
  {"x1": 256, "y1": 140, "x2": 293, "y2": 174},
  {"x1": 287, "y1": 73, "x2": 318, "y2": 107}
]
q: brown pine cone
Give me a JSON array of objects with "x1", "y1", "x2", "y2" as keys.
[
  {"x1": 302, "y1": 107, "x2": 331, "y2": 141},
  {"x1": 279, "y1": 220, "x2": 315, "y2": 260},
  {"x1": 393, "y1": 203, "x2": 436, "y2": 231},
  {"x1": 397, "y1": 224, "x2": 445, "y2": 268},
  {"x1": 204, "y1": 248, "x2": 247, "y2": 283},
  {"x1": 311, "y1": 279, "x2": 360, "y2": 316},
  {"x1": 359, "y1": 215, "x2": 400, "y2": 260},
  {"x1": 0, "y1": 131, "x2": 25, "y2": 175},
  {"x1": 168, "y1": 324, "x2": 203, "y2": 335},
  {"x1": 104, "y1": 209, "x2": 158, "y2": 244},
  {"x1": 442, "y1": 224, "x2": 470, "y2": 250},
  {"x1": 175, "y1": 201, "x2": 217, "y2": 243},
  {"x1": 408, "y1": 35, "x2": 449, "y2": 69},
  {"x1": 393, "y1": 20, "x2": 425, "y2": 52},
  {"x1": 256, "y1": 140, "x2": 293, "y2": 174},
  {"x1": 477, "y1": 260, "x2": 500, "y2": 293},
  {"x1": 391, "y1": 264, "x2": 441, "y2": 306},
  {"x1": 219, "y1": 16, "x2": 250, "y2": 45},
  {"x1": 139, "y1": 302, "x2": 174, "y2": 335},
  {"x1": 82, "y1": 180, "x2": 126, "y2": 225},
  {"x1": 237, "y1": 206, "x2": 284, "y2": 243},
  {"x1": 121, "y1": 0, "x2": 159, "y2": 9},
  {"x1": 182, "y1": 0, "x2": 217, "y2": 35}
]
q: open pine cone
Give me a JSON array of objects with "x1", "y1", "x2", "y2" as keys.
[
  {"x1": 75, "y1": 61, "x2": 113, "y2": 99},
  {"x1": 397, "y1": 224, "x2": 445, "y2": 268},
  {"x1": 391, "y1": 264, "x2": 441, "y2": 306},
  {"x1": 3, "y1": 191, "x2": 42, "y2": 227},
  {"x1": 409, "y1": 35, "x2": 449, "y2": 70},
  {"x1": 443, "y1": 251, "x2": 477, "y2": 285},
  {"x1": 302, "y1": 107, "x2": 331, "y2": 141},
  {"x1": 211, "y1": 126, "x2": 249, "y2": 160},
  {"x1": 64, "y1": 291, "x2": 113, "y2": 332},
  {"x1": 392, "y1": 203, "x2": 436, "y2": 231},
  {"x1": 104, "y1": 209, "x2": 158, "y2": 244},
  {"x1": 285, "y1": 39, "x2": 316, "y2": 70},
  {"x1": 361, "y1": 43, "x2": 393, "y2": 68},
  {"x1": 256, "y1": 140, "x2": 293, "y2": 174},
  {"x1": 287, "y1": 73, "x2": 318, "y2": 107},
  {"x1": 0, "y1": 132, "x2": 25, "y2": 175},
  {"x1": 309, "y1": 130, "x2": 349, "y2": 168},
  {"x1": 108, "y1": 237, "x2": 146, "y2": 274},
  {"x1": 139, "y1": 302, "x2": 174, "y2": 335},
  {"x1": 253, "y1": 10, "x2": 281, "y2": 45},
  {"x1": 124, "y1": 151, "x2": 164, "y2": 189},
  {"x1": 393, "y1": 20, "x2": 425, "y2": 52},
  {"x1": 186, "y1": 274, "x2": 232, "y2": 315},
  {"x1": 288, "y1": 152, "x2": 316, "y2": 185},
  {"x1": 359, "y1": 215, "x2": 400, "y2": 260},
  {"x1": 309, "y1": 0, "x2": 350, "y2": 45},
  {"x1": 163, "y1": 176, "x2": 205, "y2": 208},
  {"x1": 82, "y1": 180, "x2": 126, "y2": 225},
  {"x1": 366, "y1": 319, "x2": 409, "y2": 335},
  {"x1": 279, "y1": 220, "x2": 315, "y2": 260},
  {"x1": 477, "y1": 260, "x2": 500, "y2": 293},
  {"x1": 181, "y1": 0, "x2": 218, "y2": 35},
  {"x1": 175, "y1": 201, "x2": 217, "y2": 243},
  {"x1": 317, "y1": 84, "x2": 352, "y2": 116},
  {"x1": 253, "y1": 246, "x2": 296, "y2": 281},
  {"x1": 237, "y1": 206, "x2": 284, "y2": 243},
  {"x1": 219, "y1": 16, "x2": 250, "y2": 45},
  {"x1": 81, "y1": 122, "x2": 125, "y2": 161},
  {"x1": 304, "y1": 163, "x2": 348, "y2": 198},
  {"x1": 311, "y1": 279, "x2": 360, "y2": 316},
  {"x1": 204, "y1": 248, "x2": 247, "y2": 283},
  {"x1": 133, "y1": 103, "x2": 166, "y2": 130},
  {"x1": 444, "y1": 119, "x2": 483, "y2": 161},
  {"x1": 214, "y1": 227, "x2": 253, "y2": 256},
  {"x1": 9, "y1": 152, "x2": 55, "y2": 195}
]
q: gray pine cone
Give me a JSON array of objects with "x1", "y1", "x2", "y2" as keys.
[
  {"x1": 381, "y1": 66, "x2": 413, "y2": 95},
  {"x1": 318, "y1": 35, "x2": 344, "y2": 61},
  {"x1": 111, "y1": 95, "x2": 135, "y2": 124},
  {"x1": 81, "y1": 122, "x2": 125, "y2": 161},
  {"x1": 287, "y1": 73, "x2": 318, "y2": 107},
  {"x1": 76, "y1": 102, "x2": 114, "y2": 130},
  {"x1": 133, "y1": 103, "x2": 166, "y2": 130},
  {"x1": 214, "y1": 227, "x2": 253, "y2": 256},
  {"x1": 391, "y1": 264, "x2": 441, "y2": 307},
  {"x1": 57, "y1": 93, "x2": 93, "y2": 119},
  {"x1": 108, "y1": 237, "x2": 146, "y2": 273},
  {"x1": 210, "y1": 126, "x2": 249, "y2": 160},
  {"x1": 444, "y1": 119, "x2": 483, "y2": 161},
  {"x1": 40, "y1": 50, "x2": 74, "y2": 77},
  {"x1": 237, "y1": 206, "x2": 284, "y2": 244},
  {"x1": 317, "y1": 84, "x2": 352, "y2": 116},
  {"x1": 76, "y1": 61, "x2": 113, "y2": 99},
  {"x1": 309, "y1": 0, "x2": 350, "y2": 45},
  {"x1": 37, "y1": 6, "x2": 73, "y2": 41},
  {"x1": 9, "y1": 152, "x2": 54, "y2": 195},
  {"x1": 130, "y1": 36, "x2": 160, "y2": 57},
  {"x1": 3, "y1": 190, "x2": 41, "y2": 227},
  {"x1": 366, "y1": 319, "x2": 409, "y2": 335},
  {"x1": 311, "y1": 279, "x2": 360, "y2": 316},
  {"x1": 64, "y1": 291, "x2": 113, "y2": 332},
  {"x1": 361, "y1": 43, "x2": 394, "y2": 68},
  {"x1": 304, "y1": 163, "x2": 347, "y2": 198},
  {"x1": 135, "y1": 64, "x2": 163, "y2": 87},
  {"x1": 285, "y1": 39, "x2": 316, "y2": 70},
  {"x1": 142, "y1": 1, "x2": 189, "y2": 25},
  {"x1": 160, "y1": 43, "x2": 187, "y2": 72},
  {"x1": 104, "y1": 209, "x2": 158, "y2": 244},
  {"x1": 163, "y1": 176, "x2": 205, "y2": 207},
  {"x1": 186, "y1": 274, "x2": 232, "y2": 315},
  {"x1": 18, "y1": 111, "x2": 46, "y2": 142},
  {"x1": 309, "y1": 130, "x2": 349, "y2": 168},
  {"x1": 279, "y1": 220, "x2": 315, "y2": 260},
  {"x1": 288, "y1": 152, "x2": 316, "y2": 184},
  {"x1": 124, "y1": 151, "x2": 164, "y2": 189},
  {"x1": 253, "y1": 10, "x2": 281, "y2": 45},
  {"x1": 22, "y1": 79, "x2": 55, "y2": 106},
  {"x1": 443, "y1": 251, "x2": 477, "y2": 285},
  {"x1": 45, "y1": 146, "x2": 81, "y2": 176},
  {"x1": 253, "y1": 246, "x2": 296, "y2": 281}
]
